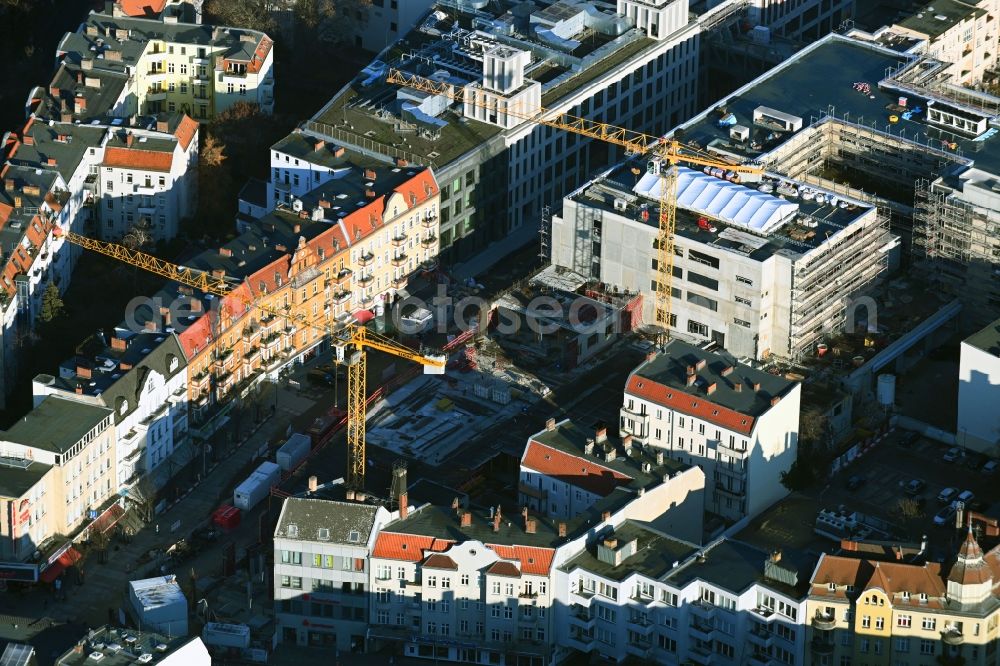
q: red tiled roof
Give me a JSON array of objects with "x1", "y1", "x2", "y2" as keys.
[
  {"x1": 103, "y1": 147, "x2": 173, "y2": 172},
  {"x1": 811, "y1": 554, "x2": 947, "y2": 606},
  {"x1": 372, "y1": 532, "x2": 453, "y2": 562},
  {"x1": 116, "y1": 0, "x2": 167, "y2": 16},
  {"x1": 521, "y1": 440, "x2": 631, "y2": 497},
  {"x1": 625, "y1": 375, "x2": 756, "y2": 435},
  {"x1": 488, "y1": 544, "x2": 554, "y2": 576},
  {"x1": 423, "y1": 554, "x2": 458, "y2": 570},
  {"x1": 340, "y1": 169, "x2": 438, "y2": 245},
  {"x1": 178, "y1": 313, "x2": 212, "y2": 359},
  {"x1": 486, "y1": 561, "x2": 521, "y2": 577},
  {"x1": 173, "y1": 115, "x2": 199, "y2": 152}
]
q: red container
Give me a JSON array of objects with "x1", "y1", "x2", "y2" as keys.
[{"x1": 212, "y1": 504, "x2": 242, "y2": 530}]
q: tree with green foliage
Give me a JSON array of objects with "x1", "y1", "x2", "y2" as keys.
[{"x1": 38, "y1": 282, "x2": 64, "y2": 324}]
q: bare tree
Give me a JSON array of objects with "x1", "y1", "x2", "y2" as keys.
[
  {"x1": 896, "y1": 497, "x2": 922, "y2": 520},
  {"x1": 800, "y1": 408, "x2": 830, "y2": 447},
  {"x1": 122, "y1": 218, "x2": 153, "y2": 251},
  {"x1": 89, "y1": 525, "x2": 111, "y2": 564},
  {"x1": 204, "y1": 0, "x2": 277, "y2": 34}
]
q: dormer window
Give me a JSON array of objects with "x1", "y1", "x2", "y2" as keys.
[
  {"x1": 287, "y1": 524, "x2": 298, "y2": 537},
  {"x1": 919, "y1": 593, "x2": 928, "y2": 603},
  {"x1": 902, "y1": 591, "x2": 910, "y2": 601},
  {"x1": 348, "y1": 530, "x2": 361, "y2": 543},
  {"x1": 827, "y1": 582, "x2": 836, "y2": 591},
  {"x1": 317, "y1": 528, "x2": 330, "y2": 541}
]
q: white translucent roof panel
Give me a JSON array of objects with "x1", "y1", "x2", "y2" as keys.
[{"x1": 633, "y1": 167, "x2": 798, "y2": 234}]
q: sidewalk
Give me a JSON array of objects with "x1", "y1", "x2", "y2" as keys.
[{"x1": 4, "y1": 385, "x2": 313, "y2": 632}]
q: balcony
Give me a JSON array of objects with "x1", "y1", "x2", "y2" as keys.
[
  {"x1": 421, "y1": 234, "x2": 437, "y2": 247},
  {"x1": 357, "y1": 252, "x2": 375, "y2": 267},
  {"x1": 421, "y1": 215, "x2": 436, "y2": 228},
  {"x1": 812, "y1": 610, "x2": 836, "y2": 631},
  {"x1": 391, "y1": 233, "x2": 408, "y2": 247},
  {"x1": 714, "y1": 482, "x2": 746, "y2": 498},
  {"x1": 332, "y1": 269, "x2": 352, "y2": 285},
  {"x1": 941, "y1": 628, "x2": 964, "y2": 646},
  {"x1": 689, "y1": 622, "x2": 715, "y2": 642},
  {"x1": 690, "y1": 600, "x2": 716, "y2": 620},
  {"x1": 627, "y1": 615, "x2": 654, "y2": 635},
  {"x1": 357, "y1": 273, "x2": 373, "y2": 287},
  {"x1": 626, "y1": 638, "x2": 651, "y2": 658},
  {"x1": 333, "y1": 290, "x2": 351, "y2": 304},
  {"x1": 567, "y1": 627, "x2": 594, "y2": 649},
  {"x1": 748, "y1": 653, "x2": 776, "y2": 666},
  {"x1": 391, "y1": 253, "x2": 408, "y2": 267},
  {"x1": 747, "y1": 626, "x2": 773, "y2": 648},
  {"x1": 687, "y1": 646, "x2": 715, "y2": 665},
  {"x1": 631, "y1": 592, "x2": 655, "y2": 605},
  {"x1": 569, "y1": 604, "x2": 594, "y2": 628},
  {"x1": 145, "y1": 68, "x2": 167, "y2": 77},
  {"x1": 391, "y1": 276, "x2": 408, "y2": 289},
  {"x1": 146, "y1": 88, "x2": 167, "y2": 101},
  {"x1": 810, "y1": 638, "x2": 834, "y2": 656}
]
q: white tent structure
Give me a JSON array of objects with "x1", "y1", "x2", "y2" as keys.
[{"x1": 632, "y1": 167, "x2": 798, "y2": 234}]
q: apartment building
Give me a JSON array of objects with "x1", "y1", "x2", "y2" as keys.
[
  {"x1": 958, "y1": 317, "x2": 1000, "y2": 456},
  {"x1": 97, "y1": 117, "x2": 199, "y2": 242},
  {"x1": 350, "y1": 0, "x2": 436, "y2": 52},
  {"x1": 518, "y1": 418, "x2": 704, "y2": 543},
  {"x1": 892, "y1": 0, "x2": 1000, "y2": 85},
  {"x1": 50, "y1": 11, "x2": 274, "y2": 121},
  {"x1": 300, "y1": 0, "x2": 704, "y2": 263},
  {"x1": 555, "y1": 530, "x2": 812, "y2": 664},
  {"x1": 805, "y1": 530, "x2": 1000, "y2": 665},
  {"x1": 32, "y1": 330, "x2": 190, "y2": 493},
  {"x1": 273, "y1": 496, "x2": 392, "y2": 651},
  {"x1": 129, "y1": 157, "x2": 438, "y2": 424},
  {"x1": 618, "y1": 341, "x2": 800, "y2": 521},
  {"x1": 0, "y1": 396, "x2": 116, "y2": 561}
]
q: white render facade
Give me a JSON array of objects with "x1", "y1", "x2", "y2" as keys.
[
  {"x1": 554, "y1": 531, "x2": 809, "y2": 665},
  {"x1": 552, "y1": 169, "x2": 891, "y2": 361},
  {"x1": 619, "y1": 342, "x2": 801, "y2": 521},
  {"x1": 273, "y1": 497, "x2": 392, "y2": 652},
  {"x1": 958, "y1": 318, "x2": 1000, "y2": 455}
]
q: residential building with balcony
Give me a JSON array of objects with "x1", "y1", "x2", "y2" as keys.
[
  {"x1": 518, "y1": 417, "x2": 704, "y2": 544},
  {"x1": 50, "y1": 11, "x2": 273, "y2": 121},
  {"x1": 96, "y1": 116, "x2": 199, "y2": 242},
  {"x1": 0, "y1": 397, "x2": 116, "y2": 561},
  {"x1": 805, "y1": 529, "x2": 1000, "y2": 666},
  {"x1": 891, "y1": 0, "x2": 1000, "y2": 86},
  {"x1": 555, "y1": 530, "x2": 812, "y2": 665},
  {"x1": 31, "y1": 330, "x2": 189, "y2": 493},
  {"x1": 273, "y1": 496, "x2": 393, "y2": 651},
  {"x1": 618, "y1": 341, "x2": 800, "y2": 521},
  {"x1": 299, "y1": 0, "x2": 706, "y2": 264}
]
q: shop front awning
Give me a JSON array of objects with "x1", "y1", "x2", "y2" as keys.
[{"x1": 39, "y1": 547, "x2": 81, "y2": 583}]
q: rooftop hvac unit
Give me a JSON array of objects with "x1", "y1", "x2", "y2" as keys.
[
  {"x1": 291, "y1": 199, "x2": 303, "y2": 212},
  {"x1": 311, "y1": 207, "x2": 324, "y2": 222},
  {"x1": 613, "y1": 198, "x2": 628, "y2": 212},
  {"x1": 730, "y1": 125, "x2": 750, "y2": 142}
]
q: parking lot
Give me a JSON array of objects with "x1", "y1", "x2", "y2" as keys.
[{"x1": 815, "y1": 429, "x2": 999, "y2": 551}]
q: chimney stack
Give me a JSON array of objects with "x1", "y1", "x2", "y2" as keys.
[
  {"x1": 452, "y1": 497, "x2": 461, "y2": 512},
  {"x1": 584, "y1": 438, "x2": 595, "y2": 455},
  {"x1": 706, "y1": 382, "x2": 717, "y2": 395},
  {"x1": 460, "y1": 510, "x2": 472, "y2": 527},
  {"x1": 695, "y1": 359, "x2": 707, "y2": 371},
  {"x1": 770, "y1": 395, "x2": 781, "y2": 406},
  {"x1": 733, "y1": 382, "x2": 743, "y2": 392},
  {"x1": 601, "y1": 510, "x2": 611, "y2": 523},
  {"x1": 313, "y1": 139, "x2": 325, "y2": 151},
  {"x1": 308, "y1": 476, "x2": 318, "y2": 492},
  {"x1": 646, "y1": 351, "x2": 656, "y2": 362},
  {"x1": 126, "y1": 132, "x2": 134, "y2": 148},
  {"x1": 492, "y1": 509, "x2": 501, "y2": 533},
  {"x1": 75, "y1": 383, "x2": 84, "y2": 394},
  {"x1": 771, "y1": 549, "x2": 782, "y2": 563},
  {"x1": 364, "y1": 168, "x2": 377, "y2": 180},
  {"x1": 721, "y1": 365, "x2": 734, "y2": 377},
  {"x1": 525, "y1": 518, "x2": 537, "y2": 534},
  {"x1": 595, "y1": 426, "x2": 608, "y2": 444},
  {"x1": 345, "y1": 490, "x2": 356, "y2": 501},
  {"x1": 219, "y1": 247, "x2": 232, "y2": 258},
  {"x1": 622, "y1": 433, "x2": 633, "y2": 447},
  {"x1": 686, "y1": 374, "x2": 697, "y2": 387},
  {"x1": 545, "y1": 417, "x2": 556, "y2": 431},
  {"x1": 333, "y1": 146, "x2": 346, "y2": 158},
  {"x1": 111, "y1": 335, "x2": 126, "y2": 352},
  {"x1": 558, "y1": 522, "x2": 567, "y2": 537},
  {"x1": 77, "y1": 362, "x2": 92, "y2": 379},
  {"x1": 686, "y1": 365, "x2": 695, "y2": 376},
  {"x1": 655, "y1": 451, "x2": 664, "y2": 465},
  {"x1": 604, "y1": 537, "x2": 618, "y2": 549},
  {"x1": 399, "y1": 492, "x2": 408, "y2": 519},
  {"x1": 753, "y1": 381, "x2": 761, "y2": 392}
]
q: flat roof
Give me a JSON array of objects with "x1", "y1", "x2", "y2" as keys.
[
  {"x1": 674, "y1": 35, "x2": 1000, "y2": 177},
  {"x1": 664, "y1": 538, "x2": 814, "y2": 598},
  {"x1": 55, "y1": 626, "x2": 192, "y2": 666},
  {"x1": 897, "y1": 0, "x2": 986, "y2": 39},
  {"x1": 560, "y1": 520, "x2": 698, "y2": 582},
  {"x1": 0, "y1": 458, "x2": 51, "y2": 499},
  {"x1": 3, "y1": 396, "x2": 110, "y2": 454},
  {"x1": 573, "y1": 161, "x2": 874, "y2": 262},
  {"x1": 965, "y1": 316, "x2": 1000, "y2": 357},
  {"x1": 129, "y1": 575, "x2": 186, "y2": 611}
]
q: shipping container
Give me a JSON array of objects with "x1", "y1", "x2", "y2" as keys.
[
  {"x1": 232, "y1": 461, "x2": 281, "y2": 511},
  {"x1": 276, "y1": 433, "x2": 311, "y2": 472}
]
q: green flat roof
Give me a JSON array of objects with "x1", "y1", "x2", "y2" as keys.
[
  {"x1": 3, "y1": 396, "x2": 111, "y2": 454},
  {"x1": 560, "y1": 520, "x2": 698, "y2": 582}
]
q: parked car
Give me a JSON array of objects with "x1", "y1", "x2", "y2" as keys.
[
  {"x1": 958, "y1": 490, "x2": 976, "y2": 504},
  {"x1": 846, "y1": 474, "x2": 864, "y2": 490},
  {"x1": 943, "y1": 447, "x2": 963, "y2": 463},
  {"x1": 937, "y1": 487, "x2": 958, "y2": 504},
  {"x1": 934, "y1": 503, "x2": 957, "y2": 526},
  {"x1": 905, "y1": 479, "x2": 926, "y2": 496},
  {"x1": 982, "y1": 460, "x2": 999, "y2": 475}
]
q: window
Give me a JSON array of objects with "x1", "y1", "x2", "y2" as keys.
[
  {"x1": 861, "y1": 616, "x2": 871, "y2": 629},
  {"x1": 687, "y1": 292, "x2": 718, "y2": 312},
  {"x1": 687, "y1": 320, "x2": 709, "y2": 336},
  {"x1": 688, "y1": 249, "x2": 720, "y2": 269},
  {"x1": 897, "y1": 615, "x2": 911, "y2": 628},
  {"x1": 687, "y1": 271, "x2": 719, "y2": 290},
  {"x1": 920, "y1": 639, "x2": 935, "y2": 655},
  {"x1": 896, "y1": 637, "x2": 910, "y2": 653},
  {"x1": 875, "y1": 617, "x2": 884, "y2": 630},
  {"x1": 461, "y1": 574, "x2": 469, "y2": 586},
  {"x1": 734, "y1": 318, "x2": 751, "y2": 328},
  {"x1": 427, "y1": 576, "x2": 437, "y2": 588},
  {"x1": 922, "y1": 618, "x2": 936, "y2": 631},
  {"x1": 735, "y1": 295, "x2": 752, "y2": 306},
  {"x1": 736, "y1": 275, "x2": 753, "y2": 285}
]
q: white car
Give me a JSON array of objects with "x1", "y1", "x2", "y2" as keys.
[
  {"x1": 983, "y1": 460, "x2": 999, "y2": 475},
  {"x1": 943, "y1": 447, "x2": 963, "y2": 463},
  {"x1": 937, "y1": 487, "x2": 958, "y2": 504}
]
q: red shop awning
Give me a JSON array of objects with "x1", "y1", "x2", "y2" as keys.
[{"x1": 39, "y1": 547, "x2": 81, "y2": 583}]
